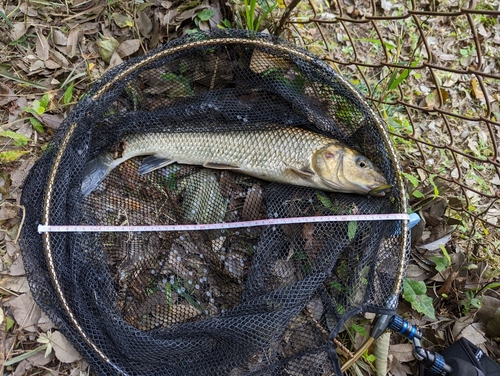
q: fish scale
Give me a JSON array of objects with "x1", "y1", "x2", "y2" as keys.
[{"x1": 81, "y1": 127, "x2": 389, "y2": 197}]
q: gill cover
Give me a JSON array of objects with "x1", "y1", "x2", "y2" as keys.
[{"x1": 312, "y1": 143, "x2": 388, "y2": 195}]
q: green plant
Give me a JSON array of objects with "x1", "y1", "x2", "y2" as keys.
[
  {"x1": 22, "y1": 94, "x2": 50, "y2": 133},
  {"x1": 242, "y1": 0, "x2": 277, "y2": 31},
  {"x1": 402, "y1": 278, "x2": 436, "y2": 319},
  {"x1": 431, "y1": 244, "x2": 451, "y2": 273},
  {"x1": 461, "y1": 290, "x2": 482, "y2": 314},
  {"x1": 195, "y1": 8, "x2": 215, "y2": 27}
]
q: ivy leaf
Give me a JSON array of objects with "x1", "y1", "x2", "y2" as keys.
[
  {"x1": 403, "y1": 279, "x2": 436, "y2": 319},
  {"x1": 410, "y1": 293, "x2": 436, "y2": 319},
  {"x1": 412, "y1": 189, "x2": 424, "y2": 198},
  {"x1": 62, "y1": 83, "x2": 74, "y2": 105},
  {"x1": 431, "y1": 256, "x2": 450, "y2": 272},
  {"x1": 29, "y1": 117, "x2": 45, "y2": 133},
  {"x1": 0, "y1": 130, "x2": 31, "y2": 146},
  {"x1": 401, "y1": 172, "x2": 419, "y2": 187},
  {"x1": 316, "y1": 192, "x2": 333, "y2": 210},
  {"x1": 403, "y1": 278, "x2": 426, "y2": 301},
  {"x1": 39, "y1": 94, "x2": 50, "y2": 112},
  {"x1": 351, "y1": 323, "x2": 367, "y2": 336},
  {"x1": 0, "y1": 150, "x2": 29, "y2": 162},
  {"x1": 348, "y1": 221, "x2": 357, "y2": 240},
  {"x1": 197, "y1": 9, "x2": 215, "y2": 21}
]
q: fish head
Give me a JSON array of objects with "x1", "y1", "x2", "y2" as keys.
[{"x1": 313, "y1": 143, "x2": 391, "y2": 196}]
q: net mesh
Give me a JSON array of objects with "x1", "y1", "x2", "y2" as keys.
[{"x1": 20, "y1": 29, "x2": 409, "y2": 375}]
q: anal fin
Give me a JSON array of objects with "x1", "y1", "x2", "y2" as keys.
[
  {"x1": 203, "y1": 162, "x2": 240, "y2": 170},
  {"x1": 138, "y1": 155, "x2": 175, "y2": 174}
]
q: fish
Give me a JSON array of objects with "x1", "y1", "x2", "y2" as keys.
[{"x1": 81, "y1": 127, "x2": 390, "y2": 197}]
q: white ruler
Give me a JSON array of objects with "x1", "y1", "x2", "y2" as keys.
[{"x1": 38, "y1": 213, "x2": 410, "y2": 233}]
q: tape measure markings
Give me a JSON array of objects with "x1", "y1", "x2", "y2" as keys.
[{"x1": 38, "y1": 213, "x2": 409, "y2": 233}]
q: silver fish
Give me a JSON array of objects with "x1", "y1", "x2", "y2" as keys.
[{"x1": 81, "y1": 127, "x2": 389, "y2": 197}]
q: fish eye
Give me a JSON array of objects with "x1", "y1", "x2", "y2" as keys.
[{"x1": 356, "y1": 157, "x2": 368, "y2": 168}]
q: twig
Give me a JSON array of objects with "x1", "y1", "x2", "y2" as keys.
[
  {"x1": 14, "y1": 205, "x2": 25, "y2": 244},
  {"x1": 274, "y1": 0, "x2": 302, "y2": 37}
]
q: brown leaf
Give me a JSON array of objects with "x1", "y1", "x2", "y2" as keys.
[
  {"x1": 457, "y1": 322, "x2": 487, "y2": 346},
  {"x1": 41, "y1": 113, "x2": 64, "y2": 130},
  {"x1": 424, "y1": 88, "x2": 449, "y2": 109},
  {"x1": 117, "y1": 39, "x2": 141, "y2": 58},
  {"x1": 0, "y1": 83, "x2": 17, "y2": 106},
  {"x1": 13, "y1": 351, "x2": 54, "y2": 376},
  {"x1": 8, "y1": 255, "x2": 24, "y2": 276},
  {"x1": 471, "y1": 77, "x2": 484, "y2": 99},
  {"x1": 1, "y1": 276, "x2": 31, "y2": 294},
  {"x1": 109, "y1": 51, "x2": 123, "y2": 68},
  {"x1": 49, "y1": 49, "x2": 70, "y2": 68},
  {"x1": 66, "y1": 27, "x2": 81, "y2": 57},
  {"x1": 137, "y1": 10, "x2": 153, "y2": 38},
  {"x1": 38, "y1": 312, "x2": 54, "y2": 332},
  {"x1": 0, "y1": 206, "x2": 17, "y2": 221},
  {"x1": 389, "y1": 343, "x2": 415, "y2": 363},
  {"x1": 10, "y1": 22, "x2": 28, "y2": 41},
  {"x1": 477, "y1": 296, "x2": 500, "y2": 325},
  {"x1": 51, "y1": 331, "x2": 82, "y2": 363},
  {"x1": 35, "y1": 28, "x2": 50, "y2": 61},
  {"x1": 9, "y1": 292, "x2": 42, "y2": 332},
  {"x1": 10, "y1": 159, "x2": 35, "y2": 188},
  {"x1": 52, "y1": 29, "x2": 67, "y2": 46}
]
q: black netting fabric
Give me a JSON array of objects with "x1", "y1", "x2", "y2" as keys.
[{"x1": 20, "y1": 29, "x2": 410, "y2": 375}]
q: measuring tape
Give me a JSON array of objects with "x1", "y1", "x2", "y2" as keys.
[{"x1": 38, "y1": 213, "x2": 410, "y2": 233}]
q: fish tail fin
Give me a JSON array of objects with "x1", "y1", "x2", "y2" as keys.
[{"x1": 81, "y1": 153, "x2": 116, "y2": 197}]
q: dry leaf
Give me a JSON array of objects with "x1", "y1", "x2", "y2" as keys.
[
  {"x1": 0, "y1": 83, "x2": 17, "y2": 106},
  {"x1": 52, "y1": 29, "x2": 67, "y2": 46},
  {"x1": 112, "y1": 12, "x2": 134, "y2": 28},
  {"x1": 0, "y1": 206, "x2": 17, "y2": 220},
  {"x1": 417, "y1": 234, "x2": 452, "y2": 251},
  {"x1": 1, "y1": 276, "x2": 31, "y2": 294},
  {"x1": 35, "y1": 28, "x2": 50, "y2": 61},
  {"x1": 117, "y1": 39, "x2": 141, "y2": 58},
  {"x1": 471, "y1": 77, "x2": 484, "y2": 99},
  {"x1": 29, "y1": 60, "x2": 45, "y2": 72},
  {"x1": 10, "y1": 159, "x2": 35, "y2": 188},
  {"x1": 109, "y1": 51, "x2": 124, "y2": 68},
  {"x1": 67, "y1": 27, "x2": 81, "y2": 57},
  {"x1": 38, "y1": 312, "x2": 54, "y2": 332},
  {"x1": 457, "y1": 322, "x2": 487, "y2": 346},
  {"x1": 137, "y1": 10, "x2": 152, "y2": 38},
  {"x1": 10, "y1": 22, "x2": 28, "y2": 41},
  {"x1": 13, "y1": 351, "x2": 54, "y2": 376},
  {"x1": 51, "y1": 331, "x2": 82, "y2": 363},
  {"x1": 8, "y1": 256, "x2": 25, "y2": 276},
  {"x1": 50, "y1": 49, "x2": 70, "y2": 68},
  {"x1": 9, "y1": 292, "x2": 42, "y2": 332},
  {"x1": 489, "y1": 176, "x2": 500, "y2": 186},
  {"x1": 389, "y1": 359, "x2": 413, "y2": 376},
  {"x1": 424, "y1": 88, "x2": 449, "y2": 108},
  {"x1": 389, "y1": 343, "x2": 415, "y2": 363}
]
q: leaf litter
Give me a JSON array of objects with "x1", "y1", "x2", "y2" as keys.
[{"x1": 1, "y1": 0, "x2": 500, "y2": 374}]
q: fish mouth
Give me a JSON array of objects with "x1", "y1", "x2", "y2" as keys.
[{"x1": 367, "y1": 184, "x2": 393, "y2": 196}]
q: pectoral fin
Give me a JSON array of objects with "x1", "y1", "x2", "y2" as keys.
[
  {"x1": 203, "y1": 162, "x2": 241, "y2": 170},
  {"x1": 138, "y1": 155, "x2": 175, "y2": 174},
  {"x1": 286, "y1": 165, "x2": 315, "y2": 178}
]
